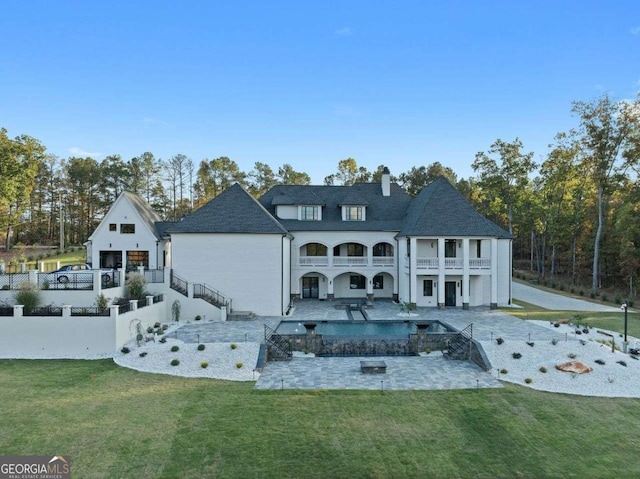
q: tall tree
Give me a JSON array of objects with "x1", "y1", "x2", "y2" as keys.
[
  {"x1": 248, "y1": 162, "x2": 278, "y2": 197},
  {"x1": 572, "y1": 94, "x2": 640, "y2": 292},
  {"x1": 277, "y1": 164, "x2": 311, "y2": 185},
  {"x1": 398, "y1": 162, "x2": 457, "y2": 196},
  {"x1": 324, "y1": 158, "x2": 370, "y2": 185},
  {"x1": 472, "y1": 138, "x2": 536, "y2": 234}
]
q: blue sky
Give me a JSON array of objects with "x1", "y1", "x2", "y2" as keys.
[{"x1": 1, "y1": 1, "x2": 639, "y2": 183}]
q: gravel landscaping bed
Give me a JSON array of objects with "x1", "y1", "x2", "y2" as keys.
[{"x1": 483, "y1": 320, "x2": 640, "y2": 397}]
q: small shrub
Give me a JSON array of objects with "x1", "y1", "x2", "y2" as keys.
[
  {"x1": 236, "y1": 362, "x2": 243, "y2": 369},
  {"x1": 526, "y1": 342, "x2": 534, "y2": 347},
  {"x1": 580, "y1": 340, "x2": 587, "y2": 346},
  {"x1": 553, "y1": 322, "x2": 560, "y2": 328},
  {"x1": 162, "y1": 324, "x2": 169, "y2": 330},
  {"x1": 568, "y1": 353, "x2": 576, "y2": 359},
  {"x1": 512, "y1": 352, "x2": 522, "y2": 359},
  {"x1": 197, "y1": 344, "x2": 205, "y2": 351},
  {"x1": 590, "y1": 292, "x2": 595, "y2": 299},
  {"x1": 559, "y1": 284, "x2": 565, "y2": 291},
  {"x1": 617, "y1": 360, "x2": 627, "y2": 367},
  {"x1": 424, "y1": 347, "x2": 431, "y2": 354},
  {"x1": 614, "y1": 295, "x2": 622, "y2": 305},
  {"x1": 230, "y1": 343, "x2": 238, "y2": 350},
  {"x1": 195, "y1": 315, "x2": 202, "y2": 321},
  {"x1": 500, "y1": 368, "x2": 508, "y2": 375},
  {"x1": 171, "y1": 359, "x2": 180, "y2": 366},
  {"x1": 121, "y1": 347, "x2": 130, "y2": 354},
  {"x1": 582, "y1": 328, "x2": 589, "y2": 334},
  {"x1": 154, "y1": 321, "x2": 161, "y2": 328},
  {"x1": 147, "y1": 326, "x2": 153, "y2": 334},
  {"x1": 201, "y1": 361, "x2": 209, "y2": 369},
  {"x1": 159, "y1": 337, "x2": 167, "y2": 343},
  {"x1": 171, "y1": 345, "x2": 180, "y2": 352},
  {"x1": 579, "y1": 289, "x2": 584, "y2": 296},
  {"x1": 539, "y1": 366, "x2": 547, "y2": 373},
  {"x1": 601, "y1": 293, "x2": 608, "y2": 302},
  {"x1": 595, "y1": 359, "x2": 605, "y2": 365},
  {"x1": 496, "y1": 337, "x2": 504, "y2": 345},
  {"x1": 13, "y1": 282, "x2": 41, "y2": 314},
  {"x1": 139, "y1": 352, "x2": 147, "y2": 357},
  {"x1": 551, "y1": 338, "x2": 558, "y2": 345},
  {"x1": 125, "y1": 272, "x2": 148, "y2": 301},
  {"x1": 575, "y1": 330, "x2": 582, "y2": 335},
  {"x1": 570, "y1": 287, "x2": 575, "y2": 294},
  {"x1": 524, "y1": 378, "x2": 533, "y2": 384}
]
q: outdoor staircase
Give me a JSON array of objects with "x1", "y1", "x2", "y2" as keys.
[
  {"x1": 264, "y1": 324, "x2": 292, "y2": 361},
  {"x1": 444, "y1": 324, "x2": 473, "y2": 360},
  {"x1": 170, "y1": 270, "x2": 232, "y2": 312}
]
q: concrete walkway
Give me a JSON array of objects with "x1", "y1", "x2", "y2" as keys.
[{"x1": 512, "y1": 282, "x2": 621, "y2": 312}]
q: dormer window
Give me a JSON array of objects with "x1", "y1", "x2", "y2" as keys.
[
  {"x1": 299, "y1": 205, "x2": 321, "y2": 221},
  {"x1": 343, "y1": 206, "x2": 365, "y2": 221}
]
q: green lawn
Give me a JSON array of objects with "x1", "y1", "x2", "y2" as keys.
[
  {"x1": 2, "y1": 360, "x2": 640, "y2": 478},
  {"x1": 506, "y1": 300, "x2": 640, "y2": 340}
]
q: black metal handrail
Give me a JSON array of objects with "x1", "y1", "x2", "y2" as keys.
[
  {"x1": 70, "y1": 307, "x2": 110, "y2": 317},
  {"x1": 144, "y1": 269, "x2": 165, "y2": 283},
  {"x1": 23, "y1": 306, "x2": 63, "y2": 317},
  {"x1": 264, "y1": 324, "x2": 292, "y2": 360},
  {"x1": 444, "y1": 324, "x2": 473, "y2": 360},
  {"x1": 118, "y1": 303, "x2": 133, "y2": 315},
  {"x1": 193, "y1": 283, "x2": 229, "y2": 309},
  {"x1": 0, "y1": 273, "x2": 30, "y2": 290},
  {"x1": 102, "y1": 271, "x2": 120, "y2": 289},
  {"x1": 0, "y1": 306, "x2": 13, "y2": 317},
  {"x1": 170, "y1": 272, "x2": 188, "y2": 297},
  {"x1": 153, "y1": 294, "x2": 163, "y2": 304}
]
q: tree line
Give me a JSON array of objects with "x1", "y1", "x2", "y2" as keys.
[{"x1": 1, "y1": 93, "x2": 639, "y2": 294}]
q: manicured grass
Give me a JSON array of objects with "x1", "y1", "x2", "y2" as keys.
[
  {"x1": 2, "y1": 360, "x2": 640, "y2": 478},
  {"x1": 506, "y1": 301, "x2": 640, "y2": 340}
]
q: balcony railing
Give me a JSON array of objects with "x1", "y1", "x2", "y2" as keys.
[
  {"x1": 411, "y1": 257, "x2": 491, "y2": 270},
  {"x1": 298, "y1": 256, "x2": 395, "y2": 267}
]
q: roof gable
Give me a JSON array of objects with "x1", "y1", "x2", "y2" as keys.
[
  {"x1": 399, "y1": 177, "x2": 511, "y2": 238},
  {"x1": 88, "y1": 191, "x2": 163, "y2": 241},
  {"x1": 168, "y1": 183, "x2": 290, "y2": 235}
]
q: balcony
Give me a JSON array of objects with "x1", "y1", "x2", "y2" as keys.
[
  {"x1": 298, "y1": 256, "x2": 395, "y2": 268},
  {"x1": 410, "y1": 257, "x2": 491, "y2": 270}
]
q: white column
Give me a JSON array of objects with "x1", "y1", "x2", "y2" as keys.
[
  {"x1": 462, "y1": 238, "x2": 470, "y2": 309},
  {"x1": 490, "y1": 238, "x2": 498, "y2": 309},
  {"x1": 409, "y1": 237, "x2": 418, "y2": 304},
  {"x1": 437, "y1": 238, "x2": 445, "y2": 308}
]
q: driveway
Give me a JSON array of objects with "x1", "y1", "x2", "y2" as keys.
[{"x1": 512, "y1": 281, "x2": 621, "y2": 312}]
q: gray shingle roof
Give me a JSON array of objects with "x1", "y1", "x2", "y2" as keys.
[
  {"x1": 167, "y1": 183, "x2": 290, "y2": 235},
  {"x1": 123, "y1": 191, "x2": 164, "y2": 240},
  {"x1": 397, "y1": 177, "x2": 512, "y2": 238},
  {"x1": 259, "y1": 183, "x2": 412, "y2": 232},
  {"x1": 270, "y1": 189, "x2": 325, "y2": 206}
]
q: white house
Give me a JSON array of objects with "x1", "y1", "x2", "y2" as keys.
[
  {"x1": 86, "y1": 191, "x2": 172, "y2": 271},
  {"x1": 89, "y1": 169, "x2": 512, "y2": 316}
]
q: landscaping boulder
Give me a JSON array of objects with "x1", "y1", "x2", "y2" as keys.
[{"x1": 555, "y1": 361, "x2": 593, "y2": 374}]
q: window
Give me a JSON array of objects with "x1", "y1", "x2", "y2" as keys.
[
  {"x1": 306, "y1": 243, "x2": 327, "y2": 256},
  {"x1": 476, "y1": 240, "x2": 482, "y2": 258},
  {"x1": 120, "y1": 224, "x2": 135, "y2": 234},
  {"x1": 350, "y1": 275, "x2": 366, "y2": 289},
  {"x1": 373, "y1": 275, "x2": 384, "y2": 289},
  {"x1": 300, "y1": 206, "x2": 319, "y2": 221},
  {"x1": 333, "y1": 245, "x2": 341, "y2": 256},
  {"x1": 373, "y1": 243, "x2": 393, "y2": 256},
  {"x1": 345, "y1": 206, "x2": 363, "y2": 221},
  {"x1": 109, "y1": 223, "x2": 117, "y2": 231},
  {"x1": 126, "y1": 250, "x2": 149, "y2": 269},
  {"x1": 423, "y1": 279, "x2": 433, "y2": 296},
  {"x1": 445, "y1": 240, "x2": 457, "y2": 258},
  {"x1": 347, "y1": 243, "x2": 364, "y2": 256}
]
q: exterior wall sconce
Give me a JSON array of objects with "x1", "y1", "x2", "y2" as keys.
[
  {"x1": 136, "y1": 243, "x2": 139, "y2": 248},
  {"x1": 430, "y1": 242, "x2": 434, "y2": 248},
  {"x1": 457, "y1": 282, "x2": 460, "y2": 287},
  {"x1": 109, "y1": 243, "x2": 111, "y2": 248},
  {"x1": 458, "y1": 242, "x2": 461, "y2": 248}
]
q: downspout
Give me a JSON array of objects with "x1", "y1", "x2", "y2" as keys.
[{"x1": 281, "y1": 234, "x2": 285, "y2": 316}]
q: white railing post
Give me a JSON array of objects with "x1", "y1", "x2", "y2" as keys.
[
  {"x1": 129, "y1": 299, "x2": 138, "y2": 312},
  {"x1": 146, "y1": 295, "x2": 154, "y2": 307},
  {"x1": 62, "y1": 305, "x2": 72, "y2": 318},
  {"x1": 13, "y1": 305, "x2": 24, "y2": 317},
  {"x1": 28, "y1": 269, "x2": 38, "y2": 286},
  {"x1": 110, "y1": 305, "x2": 119, "y2": 318}
]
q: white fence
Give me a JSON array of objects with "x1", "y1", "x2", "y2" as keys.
[{"x1": 0, "y1": 296, "x2": 165, "y2": 359}]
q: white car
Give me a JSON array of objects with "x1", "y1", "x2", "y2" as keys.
[{"x1": 46, "y1": 264, "x2": 114, "y2": 287}]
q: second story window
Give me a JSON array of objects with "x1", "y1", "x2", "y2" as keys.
[
  {"x1": 120, "y1": 224, "x2": 135, "y2": 234},
  {"x1": 300, "y1": 206, "x2": 319, "y2": 221},
  {"x1": 345, "y1": 206, "x2": 363, "y2": 221}
]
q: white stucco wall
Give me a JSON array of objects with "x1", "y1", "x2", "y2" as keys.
[
  {"x1": 88, "y1": 195, "x2": 162, "y2": 269},
  {"x1": 171, "y1": 233, "x2": 288, "y2": 316}
]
